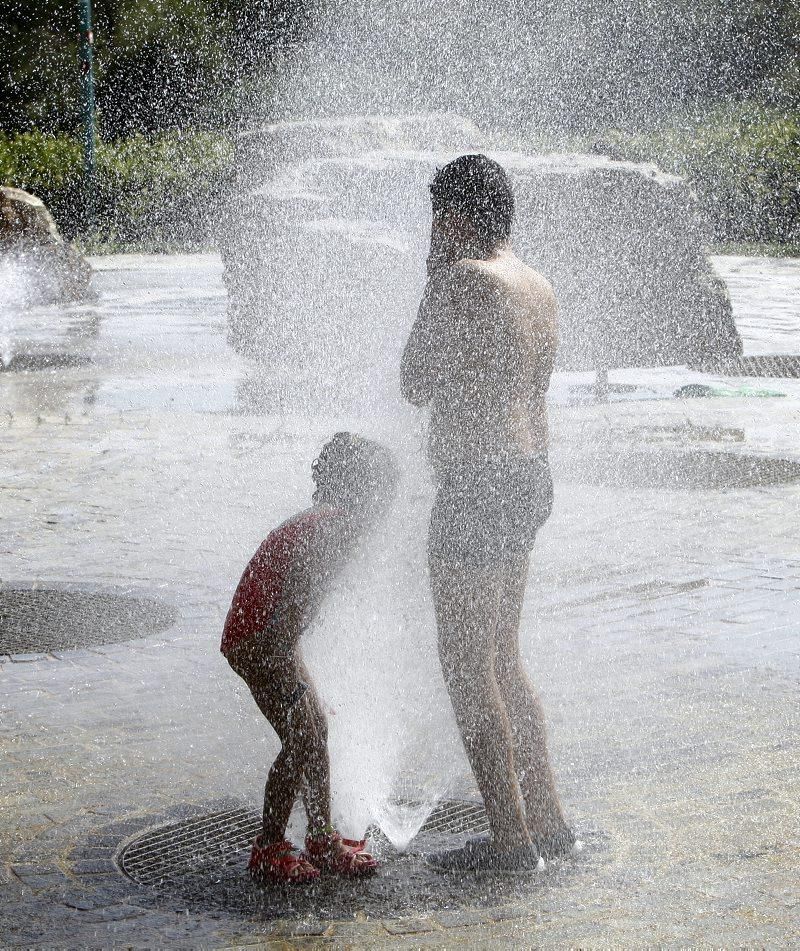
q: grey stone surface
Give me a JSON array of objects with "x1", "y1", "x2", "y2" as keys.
[{"x1": 383, "y1": 917, "x2": 437, "y2": 935}]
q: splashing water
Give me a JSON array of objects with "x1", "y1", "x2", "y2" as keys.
[
  {"x1": 369, "y1": 774, "x2": 447, "y2": 852},
  {"x1": 0, "y1": 258, "x2": 30, "y2": 366}
]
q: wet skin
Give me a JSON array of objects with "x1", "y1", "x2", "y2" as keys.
[{"x1": 401, "y1": 217, "x2": 572, "y2": 856}]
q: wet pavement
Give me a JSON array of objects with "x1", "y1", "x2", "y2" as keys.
[{"x1": 1, "y1": 254, "x2": 799, "y2": 948}]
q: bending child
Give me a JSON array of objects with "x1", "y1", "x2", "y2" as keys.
[{"x1": 222, "y1": 432, "x2": 397, "y2": 884}]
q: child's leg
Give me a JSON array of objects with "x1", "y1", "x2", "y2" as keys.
[
  {"x1": 245, "y1": 653, "x2": 323, "y2": 843},
  {"x1": 292, "y1": 667, "x2": 331, "y2": 833}
]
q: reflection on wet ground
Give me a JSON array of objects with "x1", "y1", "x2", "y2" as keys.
[
  {"x1": 557, "y1": 446, "x2": 800, "y2": 490},
  {"x1": 0, "y1": 352, "x2": 92, "y2": 373}
]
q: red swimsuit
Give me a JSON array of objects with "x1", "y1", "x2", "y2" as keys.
[{"x1": 221, "y1": 508, "x2": 336, "y2": 656}]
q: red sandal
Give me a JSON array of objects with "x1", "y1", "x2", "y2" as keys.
[
  {"x1": 302, "y1": 829, "x2": 378, "y2": 877},
  {"x1": 248, "y1": 836, "x2": 320, "y2": 884}
]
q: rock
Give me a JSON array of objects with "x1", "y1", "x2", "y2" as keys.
[
  {"x1": 219, "y1": 114, "x2": 740, "y2": 404},
  {"x1": 0, "y1": 186, "x2": 92, "y2": 305}
]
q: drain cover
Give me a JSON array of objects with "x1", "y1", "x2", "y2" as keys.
[
  {"x1": 0, "y1": 585, "x2": 177, "y2": 655},
  {"x1": 565, "y1": 449, "x2": 800, "y2": 491},
  {"x1": 0, "y1": 352, "x2": 91, "y2": 373},
  {"x1": 702, "y1": 354, "x2": 800, "y2": 378},
  {"x1": 113, "y1": 800, "x2": 593, "y2": 920},
  {"x1": 119, "y1": 799, "x2": 488, "y2": 888},
  {"x1": 120, "y1": 808, "x2": 260, "y2": 887}
]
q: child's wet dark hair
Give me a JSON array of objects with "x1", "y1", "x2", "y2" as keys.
[
  {"x1": 313, "y1": 432, "x2": 397, "y2": 515},
  {"x1": 430, "y1": 154, "x2": 515, "y2": 248}
]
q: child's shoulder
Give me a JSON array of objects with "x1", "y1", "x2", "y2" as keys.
[{"x1": 263, "y1": 504, "x2": 346, "y2": 553}]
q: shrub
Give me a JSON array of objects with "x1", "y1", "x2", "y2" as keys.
[
  {"x1": 602, "y1": 107, "x2": 800, "y2": 245},
  {"x1": 0, "y1": 130, "x2": 233, "y2": 251}
]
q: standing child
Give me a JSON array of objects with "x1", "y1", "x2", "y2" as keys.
[{"x1": 222, "y1": 432, "x2": 397, "y2": 884}]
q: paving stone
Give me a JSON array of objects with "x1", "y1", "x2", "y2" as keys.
[
  {"x1": 328, "y1": 921, "x2": 386, "y2": 939},
  {"x1": 270, "y1": 919, "x2": 330, "y2": 937},
  {"x1": 488, "y1": 905, "x2": 535, "y2": 922},
  {"x1": 102, "y1": 818, "x2": 157, "y2": 838},
  {"x1": 11, "y1": 863, "x2": 61, "y2": 878},
  {"x1": 71, "y1": 847, "x2": 116, "y2": 862},
  {"x1": 13, "y1": 872, "x2": 69, "y2": 890},
  {"x1": 434, "y1": 909, "x2": 490, "y2": 928},
  {"x1": 71, "y1": 858, "x2": 119, "y2": 875},
  {"x1": 383, "y1": 917, "x2": 438, "y2": 935},
  {"x1": 78, "y1": 903, "x2": 148, "y2": 923},
  {"x1": 63, "y1": 892, "x2": 113, "y2": 911}
]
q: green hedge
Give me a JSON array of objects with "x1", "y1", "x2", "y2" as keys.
[
  {"x1": 603, "y1": 107, "x2": 800, "y2": 245},
  {"x1": 0, "y1": 131, "x2": 233, "y2": 251},
  {"x1": 3, "y1": 112, "x2": 798, "y2": 252}
]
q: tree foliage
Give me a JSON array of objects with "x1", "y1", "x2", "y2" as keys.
[
  {"x1": 604, "y1": 106, "x2": 800, "y2": 244},
  {"x1": 0, "y1": 129, "x2": 232, "y2": 246},
  {"x1": 1, "y1": 1, "x2": 797, "y2": 138},
  {"x1": 0, "y1": 0, "x2": 309, "y2": 137}
]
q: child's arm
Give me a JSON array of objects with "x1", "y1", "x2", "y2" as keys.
[{"x1": 272, "y1": 521, "x2": 344, "y2": 643}]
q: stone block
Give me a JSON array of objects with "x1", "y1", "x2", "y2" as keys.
[
  {"x1": 434, "y1": 909, "x2": 489, "y2": 928},
  {"x1": 0, "y1": 186, "x2": 92, "y2": 306},
  {"x1": 384, "y1": 917, "x2": 438, "y2": 935},
  {"x1": 220, "y1": 114, "x2": 740, "y2": 405},
  {"x1": 71, "y1": 858, "x2": 118, "y2": 875}
]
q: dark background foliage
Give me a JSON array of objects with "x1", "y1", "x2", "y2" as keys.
[
  {"x1": 0, "y1": 0, "x2": 797, "y2": 248},
  {"x1": 1, "y1": 0, "x2": 798, "y2": 138},
  {"x1": 0, "y1": 0, "x2": 309, "y2": 137}
]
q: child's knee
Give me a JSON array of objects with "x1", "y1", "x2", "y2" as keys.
[
  {"x1": 310, "y1": 711, "x2": 328, "y2": 750},
  {"x1": 294, "y1": 699, "x2": 328, "y2": 751}
]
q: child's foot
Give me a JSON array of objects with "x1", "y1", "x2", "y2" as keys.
[
  {"x1": 303, "y1": 829, "x2": 378, "y2": 877},
  {"x1": 248, "y1": 836, "x2": 320, "y2": 884}
]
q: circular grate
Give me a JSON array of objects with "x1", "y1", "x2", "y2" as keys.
[
  {"x1": 0, "y1": 585, "x2": 177, "y2": 656},
  {"x1": 119, "y1": 799, "x2": 488, "y2": 889},
  {"x1": 112, "y1": 800, "x2": 593, "y2": 921},
  {"x1": 120, "y1": 808, "x2": 261, "y2": 888}
]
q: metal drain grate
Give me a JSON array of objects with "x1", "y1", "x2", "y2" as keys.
[
  {"x1": 702, "y1": 354, "x2": 800, "y2": 378},
  {"x1": 0, "y1": 585, "x2": 177, "y2": 655},
  {"x1": 119, "y1": 808, "x2": 260, "y2": 887},
  {"x1": 118, "y1": 799, "x2": 489, "y2": 888},
  {"x1": 0, "y1": 352, "x2": 91, "y2": 373},
  {"x1": 418, "y1": 798, "x2": 488, "y2": 841}
]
